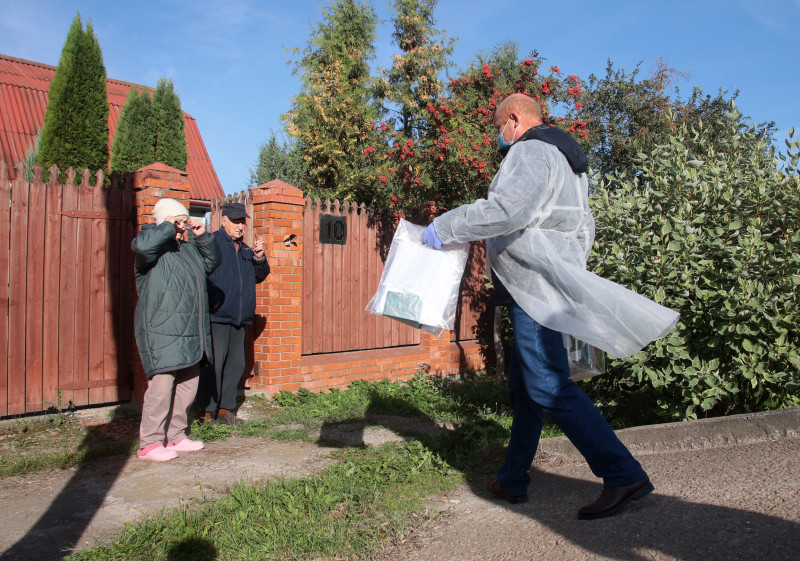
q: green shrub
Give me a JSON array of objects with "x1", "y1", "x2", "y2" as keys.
[
  {"x1": 152, "y1": 78, "x2": 187, "y2": 171},
  {"x1": 587, "y1": 105, "x2": 800, "y2": 422}
]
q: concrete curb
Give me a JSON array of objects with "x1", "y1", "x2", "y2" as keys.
[{"x1": 539, "y1": 406, "x2": 800, "y2": 460}]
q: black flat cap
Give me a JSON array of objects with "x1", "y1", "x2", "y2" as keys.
[{"x1": 221, "y1": 202, "x2": 250, "y2": 219}]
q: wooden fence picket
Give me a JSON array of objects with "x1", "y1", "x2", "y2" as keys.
[
  {"x1": 42, "y1": 167, "x2": 63, "y2": 409},
  {"x1": 57, "y1": 168, "x2": 78, "y2": 409},
  {"x1": 24, "y1": 164, "x2": 45, "y2": 411},
  {"x1": 0, "y1": 162, "x2": 11, "y2": 415},
  {"x1": 8, "y1": 165, "x2": 29, "y2": 414}
]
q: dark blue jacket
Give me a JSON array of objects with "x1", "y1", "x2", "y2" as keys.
[{"x1": 207, "y1": 227, "x2": 270, "y2": 326}]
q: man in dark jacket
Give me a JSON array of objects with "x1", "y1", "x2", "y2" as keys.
[{"x1": 195, "y1": 202, "x2": 270, "y2": 424}]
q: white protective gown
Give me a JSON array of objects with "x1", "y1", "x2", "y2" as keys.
[{"x1": 433, "y1": 139, "x2": 679, "y2": 358}]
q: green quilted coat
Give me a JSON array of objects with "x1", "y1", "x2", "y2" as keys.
[{"x1": 132, "y1": 223, "x2": 221, "y2": 377}]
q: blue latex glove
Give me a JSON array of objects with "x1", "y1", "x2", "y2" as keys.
[{"x1": 422, "y1": 223, "x2": 443, "y2": 249}]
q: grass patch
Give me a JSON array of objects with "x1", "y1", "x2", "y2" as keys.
[
  {"x1": 60, "y1": 372, "x2": 564, "y2": 560},
  {"x1": 0, "y1": 408, "x2": 139, "y2": 477},
  {"x1": 0, "y1": 371, "x2": 559, "y2": 479},
  {"x1": 68, "y1": 441, "x2": 460, "y2": 561}
]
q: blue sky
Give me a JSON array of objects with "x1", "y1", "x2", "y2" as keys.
[{"x1": 2, "y1": 0, "x2": 798, "y2": 194}]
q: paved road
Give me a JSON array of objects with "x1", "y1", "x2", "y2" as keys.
[
  {"x1": 0, "y1": 407, "x2": 797, "y2": 561},
  {"x1": 379, "y1": 408, "x2": 800, "y2": 561}
]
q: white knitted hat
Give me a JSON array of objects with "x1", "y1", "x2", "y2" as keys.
[{"x1": 152, "y1": 198, "x2": 189, "y2": 225}]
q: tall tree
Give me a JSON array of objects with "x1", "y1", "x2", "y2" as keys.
[
  {"x1": 152, "y1": 78, "x2": 187, "y2": 171},
  {"x1": 577, "y1": 59, "x2": 775, "y2": 178},
  {"x1": 284, "y1": 0, "x2": 379, "y2": 200},
  {"x1": 110, "y1": 86, "x2": 156, "y2": 174},
  {"x1": 37, "y1": 14, "x2": 109, "y2": 176},
  {"x1": 249, "y1": 132, "x2": 306, "y2": 188},
  {"x1": 366, "y1": 43, "x2": 587, "y2": 220},
  {"x1": 375, "y1": 0, "x2": 454, "y2": 138}
]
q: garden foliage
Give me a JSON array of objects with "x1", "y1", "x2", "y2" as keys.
[
  {"x1": 110, "y1": 86, "x2": 156, "y2": 174},
  {"x1": 366, "y1": 42, "x2": 588, "y2": 221},
  {"x1": 373, "y1": 0, "x2": 454, "y2": 140},
  {"x1": 248, "y1": 132, "x2": 307, "y2": 189},
  {"x1": 589, "y1": 108, "x2": 800, "y2": 422},
  {"x1": 152, "y1": 79, "x2": 187, "y2": 171},
  {"x1": 284, "y1": 0, "x2": 381, "y2": 200}
]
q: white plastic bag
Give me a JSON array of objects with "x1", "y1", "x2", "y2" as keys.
[
  {"x1": 366, "y1": 219, "x2": 469, "y2": 336},
  {"x1": 564, "y1": 334, "x2": 606, "y2": 382}
]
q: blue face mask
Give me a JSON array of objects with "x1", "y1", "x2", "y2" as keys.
[{"x1": 496, "y1": 118, "x2": 518, "y2": 154}]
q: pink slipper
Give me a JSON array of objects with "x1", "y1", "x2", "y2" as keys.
[
  {"x1": 137, "y1": 443, "x2": 178, "y2": 461},
  {"x1": 167, "y1": 437, "x2": 204, "y2": 452}
]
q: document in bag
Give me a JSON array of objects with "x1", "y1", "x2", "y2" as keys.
[{"x1": 366, "y1": 218, "x2": 469, "y2": 336}]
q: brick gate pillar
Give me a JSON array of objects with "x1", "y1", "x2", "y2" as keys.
[
  {"x1": 248, "y1": 180, "x2": 306, "y2": 394},
  {"x1": 130, "y1": 163, "x2": 191, "y2": 404}
]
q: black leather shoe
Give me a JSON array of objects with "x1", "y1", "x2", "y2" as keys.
[
  {"x1": 578, "y1": 477, "x2": 654, "y2": 520},
  {"x1": 486, "y1": 477, "x2": 528, "y2": 504}
]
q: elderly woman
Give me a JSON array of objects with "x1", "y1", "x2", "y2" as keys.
[{"x1": 132, "y1": 198, "x2": 221, "y2": 461}]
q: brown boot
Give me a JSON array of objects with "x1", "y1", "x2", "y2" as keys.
[
  {"x1": 216, "y1": 408, "x2": 237, "y2": 425},
  {"x1": 191, "y1": 409, "x2": 213, "y2": 423}
]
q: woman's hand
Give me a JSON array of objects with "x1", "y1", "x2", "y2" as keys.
[{"x1": 187, "y1": 219, "x2": 206, "y2": 236}]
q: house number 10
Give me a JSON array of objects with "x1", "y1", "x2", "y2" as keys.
[{"x1": 319, "y1": 214, "x2": 347, "y2": 245}]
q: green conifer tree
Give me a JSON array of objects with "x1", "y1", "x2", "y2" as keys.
[
  {"x1": 284, "y1": 0, "x2": 379, "y2": 200},
  {"x1": 37, "y1": 14, "x2": 109, "y2": 176},
  {"x1": 249, "y1": 132, "x2": 306, "y2": 188},
  {"x1": 152, "y1": 78, "x2": 187, "y2": 171},
  {"x1": 110, "y1": 86, "x2": 156, "y2": 174}
]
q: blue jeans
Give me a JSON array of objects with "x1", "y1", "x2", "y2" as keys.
[{"x1": 496, "y1": 303, "x2": 647, "y2": 495}]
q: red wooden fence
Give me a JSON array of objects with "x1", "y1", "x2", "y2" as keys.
[
  {"x1": 452, "y1": 241, "x2": 491, "y2": 344},
  {"x1": 297, "y1": 198, "x2": 490, "y2": 356},
  {"x1": 0, "y1": 162, "x2": 134, "y2": 416},
  {"x1": 1, "y1": 166, "x2": 490, "y2": 416},
  {"x1": 301, "y1": 198, "x2": 419, "y2": 355}
]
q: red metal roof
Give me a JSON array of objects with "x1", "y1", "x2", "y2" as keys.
[{"x1": 0, "y1": 53, "x2": 224, "y2": 202}]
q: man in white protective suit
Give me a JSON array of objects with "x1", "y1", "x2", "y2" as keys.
[{"x1": 422, "y1": 93, "x2": 678, "y2": 520}]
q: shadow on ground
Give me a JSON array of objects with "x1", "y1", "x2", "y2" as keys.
[{"x1": 1, "y1": 408, "x2": 138, "y2": 561}]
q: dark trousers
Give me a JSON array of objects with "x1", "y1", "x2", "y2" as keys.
[
  {"x1": 195, "y1": 323, "x2": 246, "y2": 413},
  {"x1": 496, "y1": 302, "x2": 647, "y2": 495}
]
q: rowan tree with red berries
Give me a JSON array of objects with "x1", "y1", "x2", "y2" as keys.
[{"x1": 366, "y1": 41, "x2": 588, "y2": 222}]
